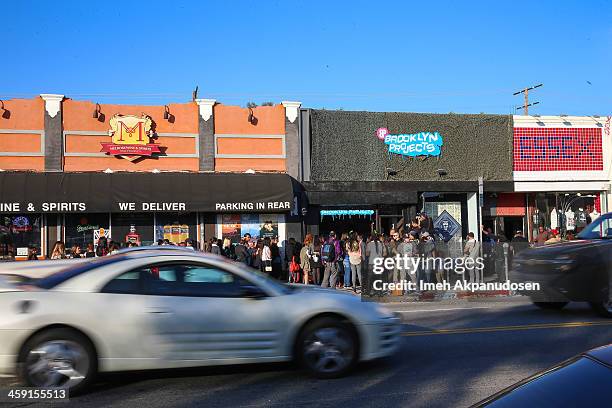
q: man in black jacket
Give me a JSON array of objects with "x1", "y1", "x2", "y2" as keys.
[{"x1": 234, "y1": 238, "x2": 249, "y2": 265}]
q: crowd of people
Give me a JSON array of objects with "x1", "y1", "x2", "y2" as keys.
[{"x1": 27, "y1": 211, "x2": 574, "y2": 295}]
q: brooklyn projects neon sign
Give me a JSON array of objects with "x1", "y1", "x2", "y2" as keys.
[{"x1": 376, "y1": 128, "x2": 443, "y2": 157}]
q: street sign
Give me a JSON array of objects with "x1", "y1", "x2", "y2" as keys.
[{"x1": 433, "y1": 210, "x2": 461, "y2": 242}]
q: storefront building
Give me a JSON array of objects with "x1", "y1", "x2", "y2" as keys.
[
  {"x1": 298, "y1": 109, "x2": 514, "y2": 257},
  {"x1": 0, "y1": 95, "x2": 303, "y2": 259},
  {"x1": 512, "y1": 115, "x2": 611, "y2": 241}
]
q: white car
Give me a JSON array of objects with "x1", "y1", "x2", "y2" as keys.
[{"x1": 0, "y1": 250, "x2": 401, "y2": 393}]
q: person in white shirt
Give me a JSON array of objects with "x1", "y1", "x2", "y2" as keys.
[{"x1": 261, "y1": 237, "x2": 273, "y2": 274}]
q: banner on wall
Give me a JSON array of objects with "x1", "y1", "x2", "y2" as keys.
[
  {"x1": 221, "y1": 215, "x2": 241, "y2": 242},
  {"x1": 220, "y1": 214, "x2": 280, "y2": 242}
]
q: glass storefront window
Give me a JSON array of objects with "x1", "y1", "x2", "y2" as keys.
[
  {"x1": 111, "y1": 213, "x2": 154, "y2": 246},
  {"x1": 0, "y1": 214, "x2": 42, "y2": 258},
  {"x1": 65, "y1": 214, "x2": 110, "y2": 253},
  {"x1": 154, "y1": 213, "x2": 197, "y2": 245}
]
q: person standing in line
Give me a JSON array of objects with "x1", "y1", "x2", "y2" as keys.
[
  {"x1": 365, "y1": 234, "x2": 384, "y2": 295},
  {"x1": 270, "y1": 237, "x2": 282, "y2": 280},
  {"x1": 320, "y1": 234, "x2": 338, "y2": 288},
  {"x1": 261, "y1": 237, "x2": 273, "y2": 275},
  {"x1": 341, "y1": 233, "x2": 351, "y2": 288},
  {"x1": 463, "y1": 232, "x2": 480, "y2": 284},
  {"x1": 85, "y1": 244, "x2": 95, "y2": 258},
  {"x1": 50, "y1": 241, "x2": 66, "y2": 260},
  {"x1": 300, "y1": 234, "x2": 313, "y2": 284},
  {"x1": 310, "y1": 236, "x2": 323, "y2": 285},
  {"x1": 418, "y1": 232, "x2": 435, "y2": 285},
  {"x1": 534, "y1": 226, "x2": 550, "y2": 247},
  {"x1": 234, "y1": 237, "x2": 249, "y2": 265},
  {"x1": 27, "y1": 247, "x2": 39, "y2": 261},
  {"x1": 285, "y1": 237, "x2": 299, "y2": 274},
  {"x1": 221, "y1": 238, "x2": 234, "y2": 259},
  {"x1": 347, "y1": 233, "x2": 362, "y2": 292},
  {"x1": 203, "y1": 238, "x2": 212, "y2": 253},
  {"x1": 210, "y1": 238, "x2": 221, "y2": 255}
]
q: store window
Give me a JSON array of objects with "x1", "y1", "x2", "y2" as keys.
[
  {"x1": 65, "y1": 214, "x2": 110, "y2": 253},
  {"x1": 217, "y1": 214, "x2": 285, "y2": 243},
  {"x1": 0, "y1": 214, "x2": 42, "y2": 258},
  {"x1": 529, "y1": 192, "x2": 599, "y2": 239},
  {"x1": 154, "y1": 212, "x2": 197, "y2": 245},
  {"x1": 111, "y1": 213, "x2": 154, "y2": 246}
]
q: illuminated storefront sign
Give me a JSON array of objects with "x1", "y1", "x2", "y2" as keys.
[
  {"x1": 513, "y1": 127, "x2": 603, "y2": 171},
  {"x1": 100, "y1": 114, "x2": 162, "y2": 161},
  {"x1": 376, "y1": 127, "x2": 443, "y2": 157}
]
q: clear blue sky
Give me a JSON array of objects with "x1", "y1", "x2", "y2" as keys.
[{"x1": 2, "y1": 0, "x2": 611, "y2": 115}]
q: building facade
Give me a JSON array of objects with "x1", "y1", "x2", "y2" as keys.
[
  {"x1": 0, "y1": 95, "x2": 303, "y2": 259},
  {"x1": 299, "y1": 109, "x2": 515, "y2": 257},
  {"x1": 512, "y1": 115, "x2": 611, "y2": 241}
]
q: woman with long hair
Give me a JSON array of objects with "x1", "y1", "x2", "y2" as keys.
[
  {"x1": 300, "y1": 233, "x2": 313, "y2": 284},
  {"x1": 50, "y1": 241, "x2": 66, "y2": 260},
  {"x1": 347, "y1": 233, "x2": 362, "y2": 292}
]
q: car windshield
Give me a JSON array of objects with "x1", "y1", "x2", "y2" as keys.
[{"x1": 577, "y1": 213, "x2": 612, "y2": 239}]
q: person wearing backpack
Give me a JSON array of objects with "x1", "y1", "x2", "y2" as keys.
[{"x1": 320, "y1": 234, "x2": 338, "y2": 288}]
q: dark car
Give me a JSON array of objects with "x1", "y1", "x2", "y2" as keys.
[
  {"x1": 511, "y1": 213, "x2": 612, "y2": 317},
  {"x1": 470, "y1": 344, "x2": 612, "y2": 407}
]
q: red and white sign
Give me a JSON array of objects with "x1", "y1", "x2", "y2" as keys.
[
  {"x1": 513, "y1": 127, "x2": 603, "y2": 172},
  {"x1": 100, "y1": 143, "x2": 161, "y2": 156}
]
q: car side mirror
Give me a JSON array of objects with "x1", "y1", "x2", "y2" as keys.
[{"x1": 241, "y1": 285, "x2": 267, "y2": 299}]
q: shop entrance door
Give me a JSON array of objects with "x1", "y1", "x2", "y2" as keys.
[{"x1": 378, "y1": 214, "x2": 402, "y2": 235}]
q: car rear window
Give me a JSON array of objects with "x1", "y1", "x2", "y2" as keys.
[
  {"x1": 32, "y1": 256, "x2": 126, "y2": 289},
  {"x1": 484, "y1": 357, "x2": 612, "y2": 407}
]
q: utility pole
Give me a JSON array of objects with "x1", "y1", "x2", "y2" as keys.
[{"x1": 513, "y1": 83, "x2": 542, "y2": 115}]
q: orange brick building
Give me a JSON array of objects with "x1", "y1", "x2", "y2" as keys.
[{"x1": 0, "y1": 94, "x2": 304, "y2": 258}]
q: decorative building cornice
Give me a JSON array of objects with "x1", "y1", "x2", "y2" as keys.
[
  {"x1": 281, "y1": 101, "x2": 302, "y2": 123},
  {"x1": 40, "y1": 94, "x2": 64, "y2": 118},
  {"x1": 195, "y1": 98, "x2": 216, "y2": 121}
]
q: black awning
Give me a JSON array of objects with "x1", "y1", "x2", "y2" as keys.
[{"x1": 0, "y1": 172, "x2": 296, "y2": 214}]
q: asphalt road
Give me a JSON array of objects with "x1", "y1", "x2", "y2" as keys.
[{"x1": 2, "y1": 297, "x2": 611, "y2": 408}]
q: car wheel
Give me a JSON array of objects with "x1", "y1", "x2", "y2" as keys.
[
  {"x1": 590, "y1": 301, "x2": 612, "y2": 318},
  {"x1": 533, "y1": 302, "x2": 569, "y2": 310},
  {"x1": 297, "y1": 317, "x2": 358, "y2": 379},
  {"x1": 18, "y1": 328, "x2": 96, "y2": 394}
]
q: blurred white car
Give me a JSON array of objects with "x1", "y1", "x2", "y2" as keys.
[{"x1": 0, "y1": 250, "x2": 400, "y2": 393}]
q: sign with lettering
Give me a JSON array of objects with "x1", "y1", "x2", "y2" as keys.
[
  {"x1": 513, "y1": 127, "x2": 603, "y2": 171},
  {"x1": 376, "y1": 128, "x2": 443, "y2": 157},
  {"x1": 101, "y1": 114, "x2": 162, "y2": 161}
]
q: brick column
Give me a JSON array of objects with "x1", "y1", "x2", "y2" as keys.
[
  {"x1": 282, "y1": 101, "x2": 302, "y2": 180},
  {"x1": 195, "y1": 98, "x2": 216, "y2": 172},
  {"x1": 40, "y1": 94, "x2": 64, "y2": 171}
]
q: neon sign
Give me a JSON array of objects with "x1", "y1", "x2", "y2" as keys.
[{"x1": 376, "y1": 128, "x2": 443, "y2": 157}]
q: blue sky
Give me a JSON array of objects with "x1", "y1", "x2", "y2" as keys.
[{"x1": 2, "y1": 0, "x2": 611, "y2": 115}]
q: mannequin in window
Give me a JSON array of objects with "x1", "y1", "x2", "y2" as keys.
[
  {"x1": 565, "y1": 208, "x2": 576, "y2": 231},
  {"x1": 550, "y1": 208, "x2": 558, "y2": 230}
]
